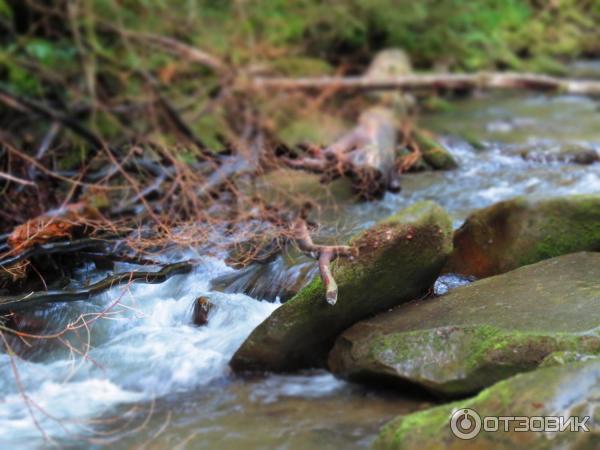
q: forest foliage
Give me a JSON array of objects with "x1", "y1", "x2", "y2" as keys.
[{"x1": 0, "y1": 0, "x2": 598, "y2": 233}]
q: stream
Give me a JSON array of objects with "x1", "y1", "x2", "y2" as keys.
[{"x1": 0, "y1": 88, "x2": 599, "y2": 449}]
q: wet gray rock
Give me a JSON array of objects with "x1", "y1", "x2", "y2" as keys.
[{"x1": 329, "y1": 252, "x2": 600, "y2": 396}]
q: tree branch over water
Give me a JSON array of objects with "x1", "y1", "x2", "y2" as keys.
[{"x1": 0, "y1": 261, "x2": 193, "y2": 312}]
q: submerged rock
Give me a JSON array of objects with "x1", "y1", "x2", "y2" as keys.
[
  {"x1": 230, "y1": 201, "x2": 453, "y2": 372},
  {"x1": 375, "y1": 359, "x2": 600, "y2": 450},
  {"x1": 211, "y1": 256, "x2": 316, "y2": 302},
  {"x1": 329, "y1": 252, "x2": 600, "y2": 396},
  {"x1": 445, "y1": 194, "x2": 600, "y2": 278},
  {"x1": 513, "y1": 143, "x2": 599, "y2": 165}
]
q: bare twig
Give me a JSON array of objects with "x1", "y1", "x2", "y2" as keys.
[
  {"x1": 292, "y1": 218, "x2": 355, "y2": 305},
  {"x1": 0, "y1": 171, "x2": 36, "y2": 187}
]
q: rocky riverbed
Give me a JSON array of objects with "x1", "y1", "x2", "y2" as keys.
[{"x1": 0, "y1": 87, "x2": 599, "y2": 449}]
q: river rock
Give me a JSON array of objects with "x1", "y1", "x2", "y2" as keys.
[
  {"x1": 230, "y1": 201, "x2": 453, "y2": 372},
  {"x1": 513, "y1": 143, "x2": 599, "y2": 165},
  {"x1": 250, "y1": 168, "x2": 355, "y2": 205},
  {"x1": 375, "y1": 359, "x2": 600, "y2": 450},
  {"x1": 192, "y1": 296, "x2": 214, "y2": 326},
  {"x1": 328, "y1": 252, "x2": 600, "y2": 396},
  {"x1": 211, "y1": 256, "x2": 316, "y2": 302},
  {"x1": 414, "y1": 131, "x2": 458, "y2": 170},
  {"x1": 445, "y1": 194, "x2": 600, "y2": 278}
]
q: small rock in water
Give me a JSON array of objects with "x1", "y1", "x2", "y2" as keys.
[
  {"x1": 513, "y1": 143, "x2": 599, "y2": 165},
  {"x1": 192, "y1": 296, "x2": 214, "y2": 326}
]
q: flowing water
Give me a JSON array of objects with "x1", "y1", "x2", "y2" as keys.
[{"x1": 1, "y1": 87, "x2": 599, "y2": 449}]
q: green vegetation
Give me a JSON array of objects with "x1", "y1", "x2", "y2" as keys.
[
  {"x1": 0, "y1": 0, "x2": 598, "y2": 231},
  {"x1": 1, "y1": 0, "x2": 598, "y2": 146}
]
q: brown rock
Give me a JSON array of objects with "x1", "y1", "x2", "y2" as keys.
[{"x1": 192, "y1": 296, "x2": 214, "y2": 326}]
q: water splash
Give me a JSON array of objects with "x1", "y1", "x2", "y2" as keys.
[{"x1": 0, "y1": 257, "x2": 278, "y2": 448}]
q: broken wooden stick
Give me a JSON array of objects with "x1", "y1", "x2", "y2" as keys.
[
  {"x1": 292, "y1": 218, "x2": 356, "y2": 305},
  {"x1": 249, "y1": 72, "x2": 600, "y2": 95}
]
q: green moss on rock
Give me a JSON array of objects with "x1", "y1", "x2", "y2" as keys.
[
  {"x1": 445, "y1": 194, "x2": 600, "y2": 278},
  {"x1": 230, "y1": 201, "x2": 453, "y2": 372},
  {"x1": 375, "y1": 360, "x2": 600, "y2": 450},
  {"x1": 414, "y1": 131, "x2": 458, "y2": 171},
  {"x1": 328, "y1": 252, "x2": 600, "y2": 396}
]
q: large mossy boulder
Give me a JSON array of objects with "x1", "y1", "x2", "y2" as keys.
[
  {"x1": 329, "y1": 252, "x2": 600, "y2": 396},
  {"x1": 375, "y1": 359, "x2": 600, "y2": 450},
  {"x1": 230, "y1": 201, "x2": 453, "y2": 372},
  {"x1": 445, "y1": 195, "x2": 600, "y2": 278}
]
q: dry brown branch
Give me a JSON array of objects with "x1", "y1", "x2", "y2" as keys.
[
  {"x1": 0, "y1": 170, "x2": 36, "y2": 187},
  {"x1": 249, "y1": 72, "x2": 600, "y2": 95},
  {"x1": 0, "y1": 261, "x2": 193, "y2": 312},
  {"x1": 292, "y1": 218, "x2": 356, "y2": 305}
]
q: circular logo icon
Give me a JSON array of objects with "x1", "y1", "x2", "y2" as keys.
[{"x1": 450, "y1": 408, "x2": 482, "y2": 440}]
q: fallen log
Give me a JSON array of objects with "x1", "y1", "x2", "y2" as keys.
[
  {"x1": 0, "y1": 261, "x2": 193, "y2": 312},
  {"x1": 249, "y1": 72, "x2": 600, "y2": 95},
  {"x1": 283, "y1": 107, "x2": 400, "y2": 199}
]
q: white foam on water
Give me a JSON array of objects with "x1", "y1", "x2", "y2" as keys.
[
  {"x1": 0, "y1": 256, "x2": 279, "y2": 448},
  {"x1": 249, "y1": 373, "x2": 347, "y2": 404}
]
